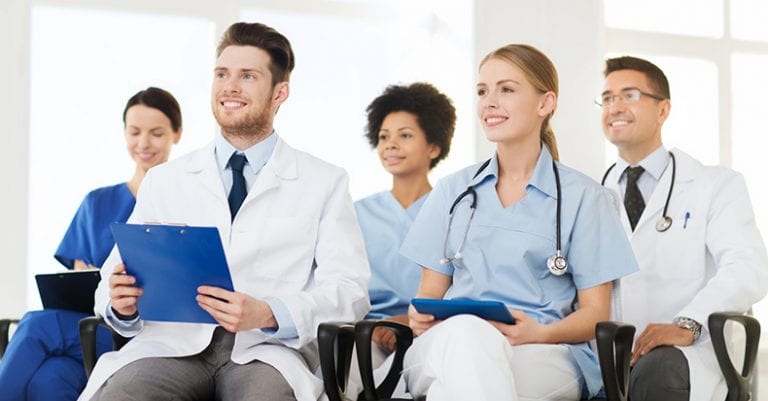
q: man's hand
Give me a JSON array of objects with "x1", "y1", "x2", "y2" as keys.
[
  {"x1": 109, "y1": 263, "x2": 142, "y2": 318},
  {"x1": 631, "y1": 323, "x2": 694, "y2": 365},
  {"x1": 197, "y1": 286, "x2": 277, "y2": 333}
]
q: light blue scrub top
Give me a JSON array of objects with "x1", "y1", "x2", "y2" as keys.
[
  {"x1": 400, "y1": 147, "x2": 638, "y2": 398},
  {"x1": 355, "y1": 191, "x2": 426, "y2": 320}
]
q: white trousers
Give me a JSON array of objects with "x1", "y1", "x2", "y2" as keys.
[{"x1": 402, "y1": 315, "x2": 581, "y2": 401}]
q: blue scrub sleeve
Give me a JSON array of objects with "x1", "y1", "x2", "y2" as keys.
[
  {"x1": 567, "y1": 187, "x2": 638, "y2": 289},
  {"x1": 400, "y1": 179, "x2": 454, "y2": 276}
]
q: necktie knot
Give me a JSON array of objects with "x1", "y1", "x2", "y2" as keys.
[
  {"x1": 623, "y1": 165, "x2": 645, "y2": 231},
  {"x1": 229, "y1": 153, "x2": 247, "y2": 172},
  {"x1": 625, "y1": 165, "x2": 644, "y2": 183}
]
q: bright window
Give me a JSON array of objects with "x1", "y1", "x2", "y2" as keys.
[
  {"x1": 240, "y1": 2, "x2": 474, "y2": 200},
  {"x1": 731, "y1": 0, "x2": 768, "y2": 41},
  {"x1": 604, "y1": 0, "x2": 723, "y2": 38},
  {"x1": 732, "y1": 53, "x2": 768, "y2": 285},
  {"x1": 28, "y1": 5, "x2": 214, "y2": 307}
]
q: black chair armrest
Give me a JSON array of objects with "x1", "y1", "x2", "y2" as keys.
[
  {"x1": 595, "y1": 321, "x2": 635, "y2": 401},
  {"x1": 318, "y1": 322, "x2": 357, "y2": 401},
  {"x1": 709, "y1": 311, "x2": 760, "y2": 401},
  {"x1": 79, "y1": 316, "x2": 130, "y2": 378},
  {"x1": 354, "y1": 320, "x2": 413, "y2": 401},
  {"x1": 0, "y1": 318, "x2": 20, "y2": 358}
]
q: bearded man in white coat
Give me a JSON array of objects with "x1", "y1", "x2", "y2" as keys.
[
  {"x1": 598, "y1": 55, "x2": 768, "y2": 401},
  {"x1": 78, "y1": 22, "x2": 370, "y2": 401}
]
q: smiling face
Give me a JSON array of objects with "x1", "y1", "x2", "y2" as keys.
[
  {"x1": 211, "y1": 45, "x2": 288, "y2": 141},
  {"x1": 602, "y1": 69, "x2": 670, "y2": 162},
  {"x1": 476, "y1": 57, "x2": 555, "y2": 146},
  {"x1": 124, "y1": 104, "x2": 180, "y2": 173},
  {"x1": 376, "y1": 111, "x2": 439, "y2": 178}
]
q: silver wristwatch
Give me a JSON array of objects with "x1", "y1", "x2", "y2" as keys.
[{"x1": 674, "y1": 316, "x2": 702, "y2": 342}]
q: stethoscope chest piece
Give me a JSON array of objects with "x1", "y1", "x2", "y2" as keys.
[
  {"x1": 546, "y1": 252, "x2": 568, "y2": 276},
  {"x1": 655, "y1": 216, "x2": 672, "y2": 232}
]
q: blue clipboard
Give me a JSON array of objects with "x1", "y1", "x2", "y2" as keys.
[
  {"x1": 110, "y1": 223, "x2": 234, "y2": 324},
  {"x1": 411, "y1": 298, "x2": 515, "y2": 324}
]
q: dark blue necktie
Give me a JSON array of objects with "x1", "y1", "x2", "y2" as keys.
[
  {"x1": 228, "y1": 153, "x2": 248, "y2": 220},
  {"x1": 624, "y1": 166, "x2": 645, "y2": 231}
]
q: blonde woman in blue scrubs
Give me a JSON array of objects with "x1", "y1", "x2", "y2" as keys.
[
  {"x1": 400, "y1": 45, "x2": 638, "y2": 400},
  {"x1": 349, "y1": 83, "x2": 455, "y2": 396}
]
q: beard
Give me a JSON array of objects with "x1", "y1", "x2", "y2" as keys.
[{"x1": 213, "y1": 97, "x2": 273, "y2": 139}]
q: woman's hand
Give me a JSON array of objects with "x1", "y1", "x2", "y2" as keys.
[
  {"x1": 372, "y1": 314, "x2": 410, "y2": 352},
  {"x1": 489, "y1": 309, "x2": 552, "y2": 345},
  {"x1": 408, "y1": 304, "x2": 439, "y2": 336},
  {"x1": 372, "y1": 327, "x2": 397, "y2": 352}
]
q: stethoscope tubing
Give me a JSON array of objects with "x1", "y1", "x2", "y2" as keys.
[
  {"x1": 442, "y1": 158, "x2": 565, "y2": 274},
  {"x1": 600, "y1": 151, "x2": 676, "y2": 232}
]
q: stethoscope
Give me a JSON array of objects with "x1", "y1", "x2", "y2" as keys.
[
  {"x1": 439, "y1": 158, "x2": 569, "y2": 276},
  {"x1": 600, "y1": 151, "x2": 676, "y2": 232}
]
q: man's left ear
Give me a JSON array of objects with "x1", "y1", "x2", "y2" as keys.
[
  {"x1": 658, "y1": 99, "x2": 671, "y2": 124},
  {"x1": 273, "y1": 82, "x2": 290, "y2": 104},
  {"x1": 538, "y1": 91, "x2": 557, "y2": 117}
]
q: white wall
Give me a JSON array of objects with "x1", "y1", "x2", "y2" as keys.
[
  {"x1": 0, "y1": 0, "x2": 607, "y2": 316},
  {"x1": 473, "y1": 0, "x2": 605, "y2": 178},
  {"x1": 0, "y1": 0, "x2": 30, "y2": 318}
]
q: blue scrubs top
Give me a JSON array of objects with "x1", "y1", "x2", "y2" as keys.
[
  {"x1": 400, "y1": 147, "x2": 638, "y2": 398},
  {"x1": 355, "y1": 191, "x2": 426, "y2": 319},
  {"x1": 54, "y1": 183, "x2": 136, "y2": 269}
]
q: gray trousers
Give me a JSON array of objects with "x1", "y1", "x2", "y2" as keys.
[
  {"x1": 92, "y1": 327, "x2": 296, "y2": 401},
  {"x1": 630, "y1": 346, "x2": 690, "y2": 401}
]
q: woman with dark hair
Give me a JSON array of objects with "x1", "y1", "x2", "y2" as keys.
[
  {"x1": 399, "y1": 45, "x2": 637, "y2": 400},
  {"x1": 0, "y1": 87, "x2": 181, "y2": 401},
  {"x1": 346, "y1": 82, "x2": 455, "y2": 397}
]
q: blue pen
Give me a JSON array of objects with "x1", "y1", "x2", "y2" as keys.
[{"x1": 683, "y1": 212, "x2": 690, "y2": 229}]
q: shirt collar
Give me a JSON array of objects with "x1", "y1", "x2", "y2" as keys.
[
  {"x1": 616, "y1": 145, "x2": 668, "y2": 182},
  {"x1": 470, "y1": 145, "x2": 558, "y2": 199},
  {"x1": 214, "y1": 130, "x2": 278, "y2": 175}
]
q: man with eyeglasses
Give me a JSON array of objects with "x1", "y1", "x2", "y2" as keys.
[{"x1": 598, "y1": 56, "x2": 768, "y2": 401}]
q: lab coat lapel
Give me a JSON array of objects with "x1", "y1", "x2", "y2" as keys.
[
  {"x1": 633, "y1": 148, "x2": 696, "y2": 233},
  {"x1": 184, "y1": 143, "x2": 228, "y2": 206},
  {"x1": 239, "y1": 138, "x2": 298, "y2": 210}
]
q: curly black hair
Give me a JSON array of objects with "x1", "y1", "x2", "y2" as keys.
[{"x1": 365, "y1": 82, "x2": 456, "y2": 169}]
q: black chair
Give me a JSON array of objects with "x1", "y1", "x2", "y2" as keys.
[
  {"x1": 78, "y1": 316, "x2": 129, "y2": 377},
  {"x1": 709, "y1": 312, "x2": 761, "y2": 401},
  {"x1": 317, "y1": 320, "x2": 634, "y2": 401},
  {"x1": 0, "y1": 318, "x2": 20, "y2": 358}
]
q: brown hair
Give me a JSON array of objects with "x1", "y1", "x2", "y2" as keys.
[
  {"x1": 480, "y1": 44, "x2": 559, "y2": 161},
  {"x1": 123, "y1": 87, "x2": 182, "y2": 132},
  {"x1": 217, "y1": 22, "x2": 295, "y2": 86},
  {"x1": 604, "y1": 56, "x2": 670, "y2": 99}
]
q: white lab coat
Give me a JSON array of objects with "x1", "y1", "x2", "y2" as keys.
[
  {"x1": 78, "y1": 138, "x2": 371, "y2": 401},
  {"x1": 603, "y1": 148, "x2": 768, "y2": 401}
]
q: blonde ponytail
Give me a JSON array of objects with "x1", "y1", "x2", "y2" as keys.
[{"x1": 541, "y1": 119, "x2": 559, "y2": 161}]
